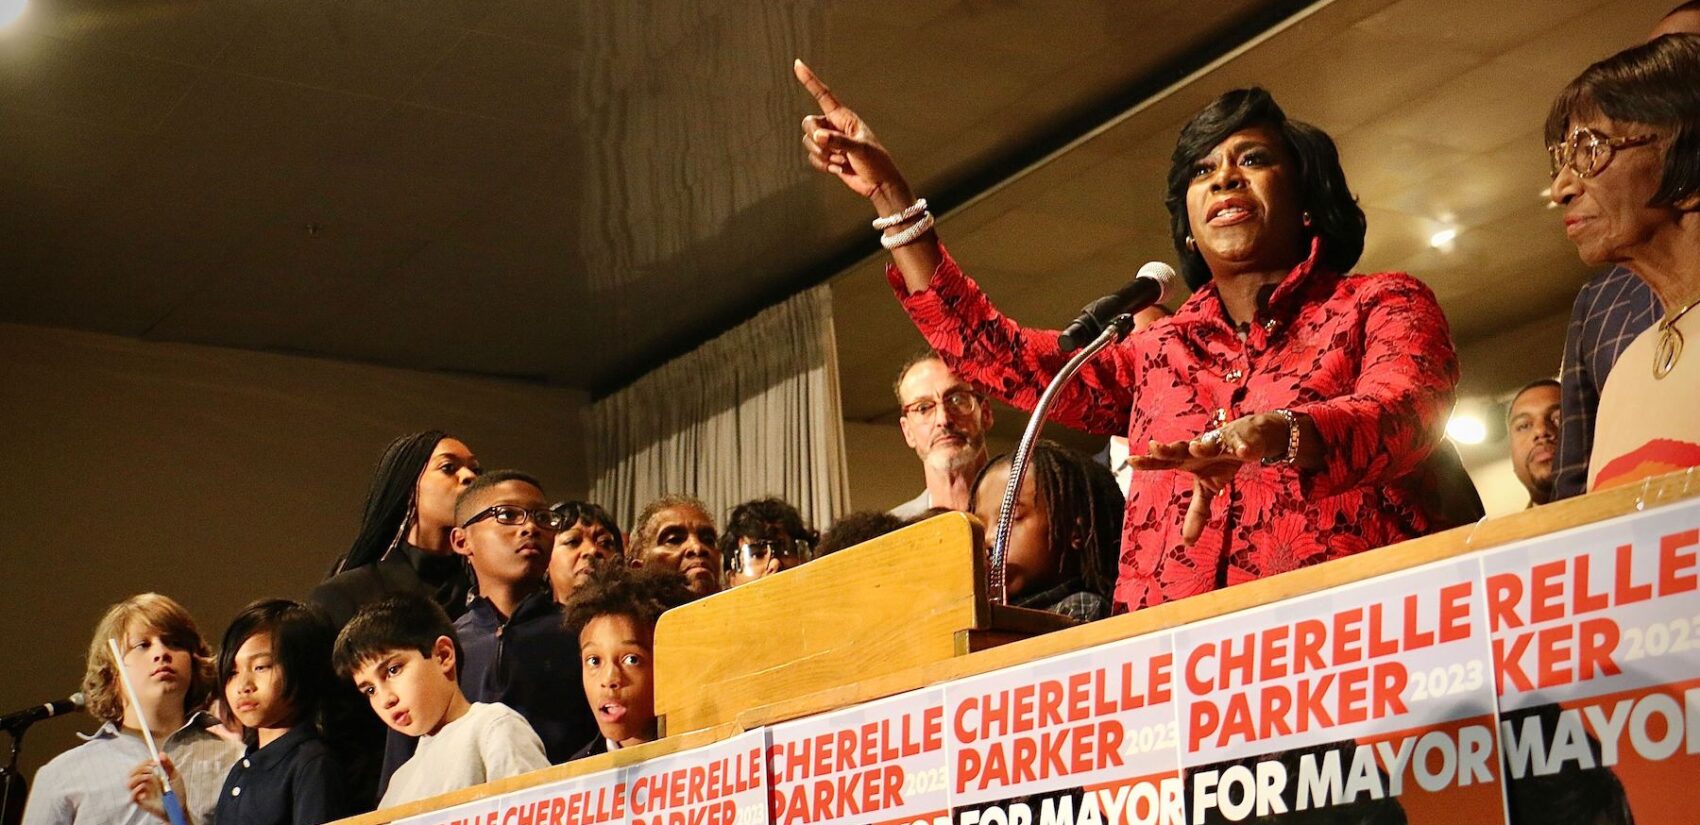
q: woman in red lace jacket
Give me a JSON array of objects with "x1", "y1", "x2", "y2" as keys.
[{"x1": 796, "y1": 63, "x2": 1477, "y2": 612}]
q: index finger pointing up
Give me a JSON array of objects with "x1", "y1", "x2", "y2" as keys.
[{"x1": 793, "y1": 59, "x2": 841, "y2": 114}]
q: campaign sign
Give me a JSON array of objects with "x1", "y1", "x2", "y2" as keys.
[
  {"x1": 1482, "y1": 497, "x2": 1700, "y2": 825},
  {"x1": 1173, "y1": 558, "x2": 1507, "y2": 825},
  {"x1": 391, "y1": 797, "x2": 506, "y2": 825},
  {"x1": 495, "y1": 762, "x2": 629, "y2": 825},
  {"x1": 625, "y1": 729, "x2": 769, "y2": 825},
  {"x1": 944, "y1": 632, "x2": 1183, "y2": 825},
  {"x1": 768, "y1": 687, "x2": 949, "y2": 825}
]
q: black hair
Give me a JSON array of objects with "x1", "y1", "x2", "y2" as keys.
[
  {"x1": 1502, "y1": 704, "x2": 1634, "y2": 825},
  {"x1": 970, "y1": 440, "x2": 1124, "y2": 600},
  {"x1": 328, "y1": 430, "x2": 454, "y2": 577},
  {"x1": 550, "y1": 500, "x2": 625, "y2": 557},
  {"x1": 1668, "y1": 1, "x2": 1700, "y2": 17},
  {"x1": 563, "y1": 564, "x2": 695, "y2": 640},
  {"x1": 817, "y1": 511, "x2": 907, "y2": 556},
  {"x1": 1165, "y1": 87, "x2": 1366, "y2": 289},
  {"x1": 452, "y1": 469, "x2": 545, "y2": 527},
  {"x1": 1546, "y1": 34, "x2": 1700, "y2": 208},
  {"x1": 717, "y1": 497, "x2": 816, "y2": 571},
  {"x1": 1507, "y1": 378, "x2": 1561, "y2": 421},
  {"x1": 217, "y1": 599, "x2": 337, "y2": 739},
  {"x1": 331, "y1": 593, "x2": 460, "y2": 682}
]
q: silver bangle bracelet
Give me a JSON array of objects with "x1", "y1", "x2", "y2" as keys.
[
  {"x1": 1261, "y1": 408, "x2": 1301, "y2": 466},
  {"x1": 872, "y1": 198, "x2": 928, "y2": 230},
  {"x1": 880, "y1": 211, "x2": 935, "y2": 250}
]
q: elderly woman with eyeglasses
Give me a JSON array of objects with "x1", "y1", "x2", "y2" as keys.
[
  {"x1": 1548, "y1": 34, "x2": 1700, "y2": 491},
  {"x1": 797, "y1": 62, "x2": 1476, "y2": 612}
]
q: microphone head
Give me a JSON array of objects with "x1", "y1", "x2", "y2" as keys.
[
  {"x1": 1135, "y1": 261, "x2": 1178, "y2": 304},
  {"x1": 69, "y1": 692, "x2": 86, "y2": 708}
]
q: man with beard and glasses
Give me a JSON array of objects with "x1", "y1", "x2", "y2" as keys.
[{"x1": 889, "y1": 351, "x2": 995, "y2": 520}]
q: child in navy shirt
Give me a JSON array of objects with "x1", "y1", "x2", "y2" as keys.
[
  {"x1": 447, "y1": 470, "x2": 599, "y2": 763},
  {"x1": 129, "y1": 599, "x2": 356, "y2": 825}
]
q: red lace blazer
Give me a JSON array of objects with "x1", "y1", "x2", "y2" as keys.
[{"x1": 891, "y1": 239, "x2": 1460, "y2": 611}]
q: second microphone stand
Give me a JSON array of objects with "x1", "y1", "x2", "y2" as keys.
[{"x1": 988, "y1": 312, "x2": 1135, "y2": 604}]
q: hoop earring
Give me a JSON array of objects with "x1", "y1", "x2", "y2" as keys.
[
  {"x1": 381, "y1": 499, "x2": 417, "y2": 562},
  {"x1": 1185, "y1": 235, "x2": 1196, "y2": 253}
]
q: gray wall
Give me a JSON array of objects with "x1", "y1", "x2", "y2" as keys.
[{"x1": 0, "y1": 323, "x2": 587, "y2": 780}]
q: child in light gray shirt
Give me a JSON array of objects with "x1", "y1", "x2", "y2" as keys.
[{"x1": 332, "y1": 594, "x2": 547, "y2": 810}]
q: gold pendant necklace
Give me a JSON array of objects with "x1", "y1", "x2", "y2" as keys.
[{"x1": 1654, "y1": 295, "x2": 1700, "y2": 380}]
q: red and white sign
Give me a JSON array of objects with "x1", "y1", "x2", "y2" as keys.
[
  {"x1": 1173, "y1": 558, "x2": 1508, "y2": 825},
  {"x1": 392, "y1": 797, "x2": 505, "y2": 825},
  {"x1": 768, "y1": 688, "x2": 948, "y2": 825},
  {"x1": 944, "y1": 632, "x2": 1183, "y2": 825},
  {"x1": 494, "y1": 763, "x2": 628, "y2": 825},
  {"x1": 624, "y1": 729, "x2": 770, "y2": 825}
]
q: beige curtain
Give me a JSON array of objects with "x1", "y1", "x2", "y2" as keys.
[{"x1": 586, "y1": 285, "x2": 849, "y2": 531}]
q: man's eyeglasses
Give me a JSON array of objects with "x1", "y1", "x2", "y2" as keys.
[
  {"x1": 1548, "y1": 127, "x2": 1659, "y2": 179},
  {"x1": 461, "y1": 504, "x2": 567, "y2": 531},
  {"x1": 901, "y1": 389, "x2": 981, "y2": 420},
  {"x1": 727, "y1": 539, "x2": 813, "y2": 573}
]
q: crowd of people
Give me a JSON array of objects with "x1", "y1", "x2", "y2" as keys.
[{"x1": 19, "y1": 5, "x2": 1700, "y2": 825}]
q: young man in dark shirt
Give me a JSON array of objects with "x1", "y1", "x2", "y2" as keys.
[{"x1": 448, "y1": 470, "x2": 599, "y2": 764}]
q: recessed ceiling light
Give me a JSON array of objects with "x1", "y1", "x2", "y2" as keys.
[
  {"x1": 1429, "y1": 228, "x2": 1459, "y2": 248},
  {"x1": 1446, "y1": 413, "x2": 1487, "y2": 445},
  {"x1": 0, "y1": 0, "x2": 27, "y2": 28}
]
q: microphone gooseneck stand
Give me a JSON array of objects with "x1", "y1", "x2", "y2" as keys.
[
  {"x1": 988, "y1": 312, "x2": 1135, "y2": 605},
  {"x1": 2, "y1": 725, "x2": 30, "y2": 825}
]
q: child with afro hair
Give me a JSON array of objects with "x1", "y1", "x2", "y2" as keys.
[{"x1": 563, "y1": 565, "x2": 695, "y2": 758}]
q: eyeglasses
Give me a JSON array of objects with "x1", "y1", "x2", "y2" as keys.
[
  {"x1": 1547, "y1": 127, "x2": 1659, "y2": 179},
  {"x1": 901, "y1": 389, "x2": 981, "y2": 420},
  {"x1": 727, "y1": 539, "x2": 813, "y2": 573},
  {"x1": 461, "y1": 504, "x2": 567, "y2": 531}
]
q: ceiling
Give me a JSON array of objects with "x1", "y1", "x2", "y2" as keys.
[
  {"x1": 826, "y1": 0, "x2": 1675, "y2": 462},
  {"x1": 0, "y1": 0, "x2": 1305, "y2": 391},
  {"x1": 0, "y1": 0, "x2": 1674, "y2": 463}
]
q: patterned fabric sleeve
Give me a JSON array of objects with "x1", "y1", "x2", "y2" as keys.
[
  {"x1": 887, "y1": 244, "x2": 1134, "y2": 437},
  {"x1": 1553, "y1": 280, "x2": 1601, "y2": 500},
  {"x1": 1290, "y1": 273, "x2": 1458, "y2": 497}
]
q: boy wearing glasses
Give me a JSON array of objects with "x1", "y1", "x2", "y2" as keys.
[
  {"x1": 447, "y1": 471, "x2": 600, "y2": 765},
  {"x1": 334, "y1": 594, "x2": 547, "y2": 809}
]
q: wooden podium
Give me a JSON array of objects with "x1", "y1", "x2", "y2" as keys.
[
  {"x1": 327, "y1": 470, "x2": 1700, "y2": 825},
  {"x1": 651, "y1": 511, "x2": 1075, "y2": 736}
]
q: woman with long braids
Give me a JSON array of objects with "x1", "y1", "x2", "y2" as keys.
[
  {"x1": 308, "y1": 431, "x2": 481, "y2": 629},
  {"x1": 305, "y1": 431, "x2": 479, "y2": 809}
]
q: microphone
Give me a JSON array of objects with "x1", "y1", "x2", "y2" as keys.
[
  {"x1": 1057, "y1": 261, "x2": 1178, "y2": 353},
  {"x1": 0, "y1": 693, "x2": 84, "y2": 731}
]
